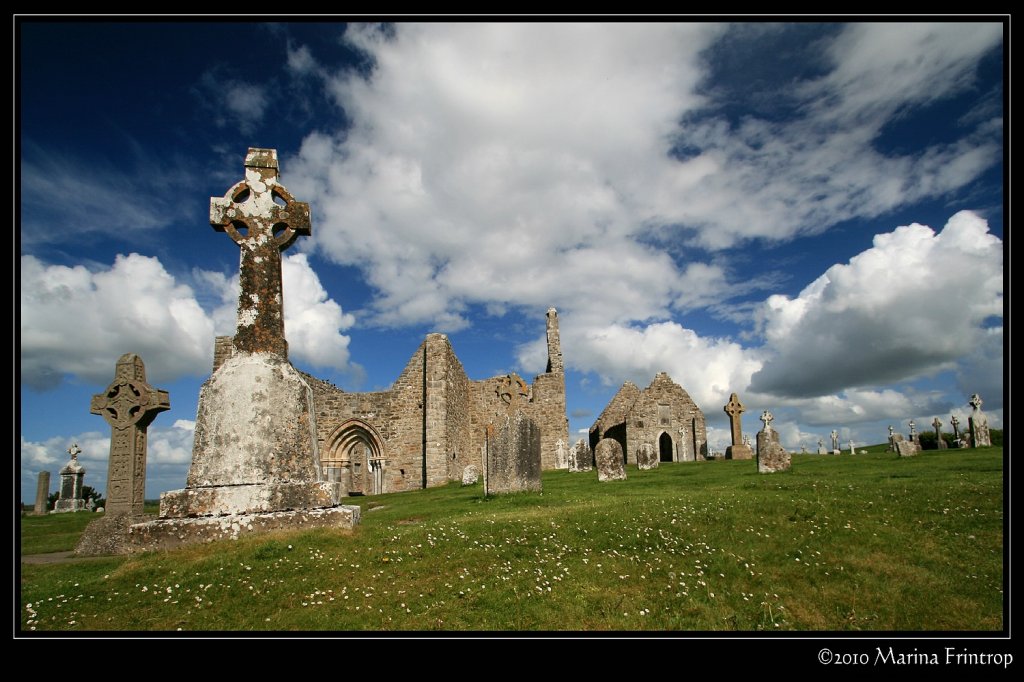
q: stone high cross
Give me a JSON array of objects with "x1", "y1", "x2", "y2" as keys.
[
  {"x1": 723, "y1": 393, "x2": 745, "y2": 446},
  {"x1": 760, "y1": 410, "x2": 773, "y2": 432},
  {"x1": 908, "y1": 420, "x2": 916, "y2": 437},
  {"x1": 932, "y1": 417, "x2": 942, "y2": 432},
  {"x1": 90, "y1": 353, "x2": 169, "y2": 516},
  {"x1": 950, "y1": 415, "x2": 960, "y2": 439},
  {"x1": 830, "y1": 429, "x2": 839, "y2": 449},
  {"x1": 210, "y1": 148, "x2": 311, "y2": 357}
]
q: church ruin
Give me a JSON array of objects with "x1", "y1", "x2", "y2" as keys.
[{"x1": 589, "y1": 372, "x2": 707, "y2": 464}]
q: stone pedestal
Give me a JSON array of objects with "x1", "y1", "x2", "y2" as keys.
[
  {"x1": 757, "y1": 441, "x2": 791, "y2": 473},
  {"x1": 726, "y1": 444, "x2": 754, "y2": 460},
  {"x1": 54, "y1": 448, "x2": 86, "y2": 513}
]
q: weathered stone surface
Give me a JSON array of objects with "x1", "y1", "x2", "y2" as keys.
[
  {"x1": 726, "y1": 444, "x2": 754, "y2": 460},
  {"x1": 758, "y1": 440, "x2": 791, "y2": 473},
  {"x1": 933, "y1": 418, "x2": 948, "y2": 450},
  {"x1": 76, "y1": 512, "x2": 147, "y2": 557},
  {"x1": 555, "y1": 439, "x2": 568, "y2": 469},
  {"x1": 128, "y1": 505, "x2": 361, "y2": 553},
  {"x1": 723, "y1": 392, "x2": 746, "y2": 450},
  {"x1": 568, "y1": 439, "x2": 592, "y2": 472},
  {"x1": 968, "y1": 394, "x2": 991, "y2": 447},
  {"x1": 756, "y1": 427, "x2": 781, "y2": 459},
  {"x1": 595, "y1": 438, "x2": 626, "y2": 481},
  {"x1": 210, "y1": 148, "x2": 310, "y2": 358},
  {"x1": 90, "y1": 353, "x2": 170, "y2": 517},
  {"x1": 830, "y1": 430, "x2": 839, "y2": 451},
  {"x1": 32, "y1": 471, "x2": 50, "y2": 515},
  {"x1": 461, "y1": 464, "x2": 480, "y2": 486},
  {"x1": 817, "y1": 438, "x2": 827, "y2": 455},
  {"x1": 848, "y1": 440, "x2": 856, "y2": 456},
  {"x1": 54, "y1": 445, "x2": 87, "y2": 513},
  {"x1": 896, "y1": 440, "x2": 920, "y2": 457},
  {"x1": 636, "y1": 442, "x2": 658, "y2": 470},
  {"x1": 160, "y1": 481, "x2": 343, "y2": 519},
  {"x1": 484, "y1": 410, "x2": 542, "y2": 495}
]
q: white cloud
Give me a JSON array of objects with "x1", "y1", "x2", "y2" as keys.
[
  {"x1": 196, "y1": 71, "x2": 269, "y2": 134},
  {"x1": 21, "y1": 252, "x2": 355, "y2": 389},
  {"x1": 749, "y1": 211, "x2": 1003, "y2": 398},
  {"x1": 21, "y1": 253, "x2": 214, "y2": 389}
]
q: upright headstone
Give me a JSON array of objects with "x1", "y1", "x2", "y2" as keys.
[
  {"x1": 555, "y1": 439, "x2": 568, "y2": 470},
  {"x1": 89, "y1": 354, "x2": 170, "y2": 517},
  {"x1": 636, "y1": 442, "x2": 658, "y2": 470},
  {"x1": 54, "y1": 444, "x2": 87, "y2": 513},
  {"x1": 461, "y1": 464, "x2": 480, "y2": 486},
  {"x1": 755, "y1": 412, "x2": 790, "y2": 473},
  {"x1": 848, "y1": 440, "x2": 855, "y2": 456},
  {"x1": 568, "y1": 439, "x2": 592, "y2": 472},
  {"x1": 595, "y1": 438, "x2": 626, "y2": 481},
  {"x1": 484, "y1": 411, "x2": 542, "y2": 495},
  {"x1": 932, "y1": 417, "x2": 948, "y2": 450},
  {"x1": 830, "y1": 429, "x2": 840, "y2": 455},
  {"x1": 968, "y1": 394, "x2": 991, "y2": 447},
  {"x1": 887, "y1": 425, "x2": 896, "y2": 452},
  {"x1": 32, "y1": 471, "x2": 50, "y2": 515},
  {"x1": 724, "y1": 393, "x2": 753, "y2": 460},
  {"x1": 950, "y1": 415, "x2": 961, "y2": 446},
  {"x1": 817, "y1": 438, "x2": 827, "y2": 455}
]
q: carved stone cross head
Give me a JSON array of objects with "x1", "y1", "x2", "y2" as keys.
[
  {"x1": 950, "y1": 415, "x2": 960, "y2": 428},
  {"x1": 932, "y1": 417, "x2": 942, "y2": 430},
  {"x1": 760, "y1": 410, "x2": 773, "y2": 431},
  {"x1": 724, "y1": 393, "x2": 745, "y2": 418},
  {"x1": 969, "y1": 394, "x2": 983, "y2": 411},
  {"x1": 210, "y1": 148, "x2": 311, "y2": 252},
  {"x1": 67, "y1": 443, "x2": 81, "y2": 459},
  {"x1": 90, "y1": 353, "x2": 170, "y2": 430},
  {"x1": 497, "y1": 374, "x2": 529, "y2": 410}
]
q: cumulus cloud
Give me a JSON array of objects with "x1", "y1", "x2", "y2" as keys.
[
  {"x1": 749, "y1": 211, "x2": 1003, "y2": 398},
  {"x1": 283, "y1": 23, "x2": 1000, "y2": 338},
  {"x1": 21, "y1": 252, "x2": 355, "y2": 390}
]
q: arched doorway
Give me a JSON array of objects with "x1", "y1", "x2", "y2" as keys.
[
  {"x1": 659, "y1": 432, "x2": 674, "y2": 462},
  {"x1": 323, "y1": 419, "x2": 386, "y2": 496}
]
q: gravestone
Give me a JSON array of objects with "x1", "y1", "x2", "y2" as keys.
[
  {"x1": 32, "y1": 471, "x2": 50, "y2": 515},
  {"x1": 755, "y1": 414, "x2": 790, "y2": 473},
  {"x1": 595, "y1": 438, "x2": 626, "y2": 481},
  {"x1": 817, "y1": 438, "x2": 827, "y2": 455},
  {"x1": 636, "y1": 442, "x2": 658, "y2": 470},
  {"x1": 128, "y1": 149, "x2": 360, "y2": 552},
  {"x1": 723, "y1": 392, "x2": 753, "y2": 460},
  {"x1": 908, "y1": 420, "x2": 918, "y2": 445},
  {"x1": 461, "y1": 464, "x2": 480, "y2": 486},
  {"x1": 968, "y1": 394, "x2": 991, "y2": 447},
  {"x1": 76, "y1": 354, "x2": 169, "y2": 555},
  {"x1": 484, "y1": 411, "x2": 542, "y2": 495},
  {"x1": 932, "y1": 417, "x2": 948, "y2": 449},
  {"x1": 90, "y1": 354, "x2": 169, "y2": 517},
  {"x1": 887, "y1": 425, "x2": 896, "y2": 452},
  {"x1": 54, "y1": 444, "x2": 87, "y2": 513},
  {"x1": 950, "y1": 415, "x2": 961, "y2": 447},
  {"x1": 555, "y1": 439, "x2": 568, "y2": 470},
  {"x1": 895, "y1": 437, "x2": 919, "y2": 457},
  {"x1": 830, "y1": 429, "x2": 839, "y2": 455},
  {"x1": 568, "y1": 439, "x2": 592, "y2": 472}
]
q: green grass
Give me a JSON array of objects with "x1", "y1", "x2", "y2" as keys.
[{"x1": 19, "y1": 447, "x2": 1003, "y2": 632}]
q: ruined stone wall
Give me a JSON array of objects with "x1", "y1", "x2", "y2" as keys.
[
  {"x1": 530, "y1": 371, "x2": 568, "y2": 470},
  {"x1": 625, "y1": 373, "x2": 707, "y2": 463},
  {"x1": 421, "y1": 334, "x2": 472, "y2": 485},
  {"x1": 212, "y1": 336, "x2": 235, "y2": 373},
  {"x1": 467, "y1": 376, "x2": 514, "y2": 471},
  {"x1": 589, "y1": 382, "x2": 641, "y2": 453}
]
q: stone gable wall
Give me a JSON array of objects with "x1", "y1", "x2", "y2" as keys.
[{"x1": 625, "y1": 373, "x2": 707, "y2": 463}]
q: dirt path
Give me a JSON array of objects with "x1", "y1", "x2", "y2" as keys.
[{"x1": 21, "y1": 551, "x2": 113, "y2": 565}]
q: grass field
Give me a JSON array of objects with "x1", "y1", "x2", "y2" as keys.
[{"x1": 19, "y1": 447, "x2": 1003, "y2": 632}]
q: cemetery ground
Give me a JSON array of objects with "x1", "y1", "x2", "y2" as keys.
[{"x1": 20, "y1": 447, "x2": 1003, "y2": 632}]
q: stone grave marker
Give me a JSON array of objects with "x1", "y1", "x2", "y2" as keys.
[
  {"x1": 568, "y1": 439, "x2": 592, "y2": 472},
  {"x1": 636, "y1": 442, "x2": 658, "y2": 470},
  {"x1": 33, "y1": 471, "x2": 50, "y2": 515},
  {"x1": 817, "y1": 438, "x2": 827, "y2": 455},
  {"x1": 595, "y1": 438, "x2": 626, "y2": 481},
  {"x1": 932, "y1": 417, "x2": 948, "y2": 449},
  {"x1": 724, "y1": 392, "x2": 753, "y2": 460},
  {"x1": 830, "y1": 429, "x2": 839, "y2": 455},
  {"x1": 968, "y1": 394, "x2": 991, "y2": 447},
  {"x1": 756, "y1": 410, "x2": 790, "y2": 472},
  {"x1": 484, "y1": 411, "x2": 542, "y2": 495},
  {"x1": 461, "y1": 464, "x2": 480, "y2": 486},
  {"x1": 54, "y1": 444, "x2": 87, "y2": 513}
]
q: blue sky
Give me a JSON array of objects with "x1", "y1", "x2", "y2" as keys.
[{"x1": 18, "y1": 21, "x2": 1004, "y2": 503}]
